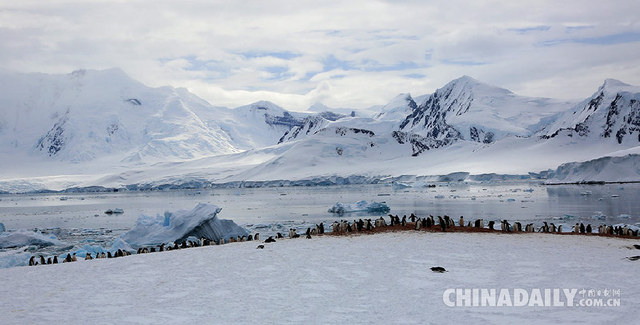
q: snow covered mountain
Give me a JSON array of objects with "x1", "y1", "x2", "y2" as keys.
[
  {"x1": 1, "y1": 68, "x2": 640, "y2": 192},
  {"x1": 0, "y1": 69, "x2": 333, "y2": 164},
  {"x1": 541, "y1": 79, "x2": 640, "y2": 144},
  {"x1": 394, "y1": 76, "x2": 571, "y2": 155},
  {"x1": 0, "y1": 68, "x2": 241, "y2": 163}
]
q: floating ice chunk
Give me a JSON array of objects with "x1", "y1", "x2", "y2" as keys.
[
  {"x1": 434, "y1": 195, "x2": 445, "y2": 199},
  {"x1": 392, "y1": 182, "x2": 411, "y2": 190},
  {"x1": 328, "y1": 200, "x2": 390, "y2": 215},
  {"x1": 506, "y1": 198, "x2": 516, "y2": 202},
  {"x1": 0, "y1": 229, "x2": 63, "y2": 249},
  {"x1": 120, "y1": 203, "x2": 248, "y2": 247},
  {"x1": 0, "y1": 222, "x2": 5, "y2": 233},
  {"x1": 109, "y1": 238, "x2": 134, "y2": 252},
  {"x1": 523, "y1": 188, "x2": 534, "y2": 192}
]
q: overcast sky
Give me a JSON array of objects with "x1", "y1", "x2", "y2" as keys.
[{"x1": 1, "y1": 0, "x2": 639, "y2": 110}]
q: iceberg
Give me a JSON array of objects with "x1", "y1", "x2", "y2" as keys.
[
  {"x1": 120, "y1": 203, "x2": 249, "y2": 247},
  {"x1": 0, "y1": 229, "x2": 63, "y2": 249},
  {"x1": 328, "y1": 200, "x2": 390, "y2": 215}
]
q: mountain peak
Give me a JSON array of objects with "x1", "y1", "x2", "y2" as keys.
[
  {"x1": 598, "y1": 78, "x2": 636, "y2": 93},
  {"x1": 443, "y1": 75, "x2": 513, "y2": 96}
]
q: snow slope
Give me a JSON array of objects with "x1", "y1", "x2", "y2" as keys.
[{"x1": 0, "y1": 232, "x2": 637, "y2": 323}]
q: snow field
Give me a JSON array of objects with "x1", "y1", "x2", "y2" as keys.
[{"x1": 0, "y1": 231, "x2": 638, "y2": 324}]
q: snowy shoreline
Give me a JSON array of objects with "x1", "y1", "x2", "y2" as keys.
[{"x1": 0, "y1": 231, "x2": 637, "y2": 324}]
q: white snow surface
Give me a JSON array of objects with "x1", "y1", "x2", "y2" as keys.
[
  {"x1": 120, "y1": 203, "x2": 248, "y2": 247},
  {"x1": 0, "y1": 232, "x2": 637, "y2": 324}
]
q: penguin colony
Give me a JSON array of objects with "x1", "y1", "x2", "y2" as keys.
[
  {"x1": 28, "y1": 214, "x2": 640, "y2": 267},
  {"x1": 28, "y1": 233, "x2": 260, "y2": 267}
]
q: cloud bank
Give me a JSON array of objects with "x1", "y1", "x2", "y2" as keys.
[{"x1": 1, "y1": 0, "x2": 639, "y2": 110}]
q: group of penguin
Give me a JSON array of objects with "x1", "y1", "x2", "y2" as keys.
[
  {"x1": 28, "y1": 234, "x2": 261, "y2": 267},
  {"x1": 28, "y1": 213, "x2": 639, "y2": 267},
  {"x1": 326, "y1": 213, "x2": 640, "y2": 239}
]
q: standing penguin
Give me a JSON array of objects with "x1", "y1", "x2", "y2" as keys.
[
  {"x1": 29, "y1": 256, "x2": 36, "y2": 266},
  {"x1": 53, "y1": 256, "x2": 58, "y2": 264},
  {"x1": 459, "y1": 216, "x2": 464, "y2": 227},
  {"x1": 401, "y1": 216, "x2": 407, "y2": 227},
  {"x1": 489, "y1": 220, "x2": 495, "y2": 231},
  {"x1": 579, "y1": 223, "x2": 585, "y2": 234},
  {"x1": 438, "y1": 216, "x2": 446, "y2": 232},
  {"x1": 586, "y1": 224, "x2": 592, "y2": 233},
  {"x1": 410, "y1": 213, "x2": 417, "y2": 223},
  {"x1": 39, "y1": 255, "x2": 46, "y2": 265}
]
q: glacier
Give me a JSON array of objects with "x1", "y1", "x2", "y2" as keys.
[{"x1": 120, "y1": 203, "x2": 249, "y2": 247}]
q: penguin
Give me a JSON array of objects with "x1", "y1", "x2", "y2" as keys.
[
  {"x1": 366, "y1": 219, "x2": 373, "y2": 231},
  {"x1": 306, "y1": 233, "x2": 312, "y2": 239},
  {"x1": 85, "y1": 253, "x2": 93, "y2": 260},
  {"x1": 586, "y1": 224, "x2": 592, "y2": 233},
  {"x1": 247, "y1": 235, "x2": 253, "y2": 242},
  {"x1": 459, "y1": 216, "x2": 464, "y2": 227},
  {"x1": 29, "y1": 256, "x2": 35, "y2": 266},
  {"x1": 64, "y1": 253, "x2": 72, "y2": 263},
  {"x1": 40, "y1": 255, "x2": 46, "y2": 265},
  {"x1": 415, "y1": 218, "x2": 422, "y2": 230},
  {"x1": 401, "y1": 215, "x2": 407, "y2": 227},
  {"x1": 276, "y1": 232, "x2": 284, "y2": 239},
  {"x1": 474, "y1": 219, "x2": 481, "y2": 228},
  {"x1": 514, "y1": 222, "x2": 522, "y2": 232},
  {"x1": 256, "y1": 245, "x2": 265, "y2": 249},
  {"x1": 430, "y1": 266, "x2": 447, "y2": 273},
  {"x1": 117, "y1": 249, "x2": 124, "y2": 257},
  {"x1": 107, "y1": 252, "x2": 113, "y2": 258},
  {"x1": 53, "y1": 256, "x2": 58, "y2": 264},
  {"x1": 557, "y1": 225, "x2": 563, "y2": 233},
  {"x1": 579, "y1": 223, "x2": 585, "y2": 234},
  {"x1": 443, "y1": 216, "x2": 451, "y2": 228},
  {"x1": 550, "y1": 223, "x2": 556, "y2": 233},
  {"x1": 332, "y1": 222, "x2": 340, "y2": 233},
  {"x1": 240, "y1": 236, "x2": 246, "y2": 242},
  {"x1": 255, "y1": 233, "x2": 260, "y2": 241},
  {"x1": 100, "y1": 252, "x2": 106, "y2": 258},
  {"x1": 467, "y1": 221, "x2": 472, "y2": 227},
  {"x1": 489, "y1": 220, "x2": 495, "y2": 231},
  {"x1": 150, "y1": 247, "x2": 156, "y2": 252},
  {"x1": 218, "y1": 238, "x2": 225, "y2": 245},
  {"x1": 137, "y1": 248, "x2": 143, "y2": 254},
  {"x1": 47, "y1": 257, "x2": 52, "y2": 264},
  {"x1": 410, "y1": 213, "x2": 417, "y2": 223},
  {"x1": 438, "y1": 216, "x2": 446, "y2": 232},
  {"x1": 357, "y1": 219, "x2": 364, "y2": 231},
  {"x1": 264, "y1": 236, "x2": 276, "y2": 243}
]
